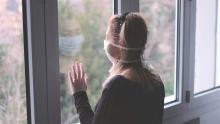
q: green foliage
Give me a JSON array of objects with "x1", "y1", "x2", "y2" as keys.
[
  {"x1": 0, "y1": 45, "x2": 7, "y2": 65},
  {"x1": 0, "y1": 43, "x2": 27, "y2": 124},
  {"x1": 58, "y1": 0, "x2": 81, "y2": 36},
  {"x1": 164, "y1": 75, "x2": 174, "y2": 96}
]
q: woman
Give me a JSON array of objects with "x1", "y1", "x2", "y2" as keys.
[{"x1": 69, "y1": 12, "x2": 165, "y2": 124}]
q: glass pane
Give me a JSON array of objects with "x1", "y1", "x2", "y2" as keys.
[
  {"x1": 216, "y1": 1, "x2": 220, "y2": 87},
  {"x1": 58, "y1": 0, "x2": 112, "y2": 123},
  {"x1": 140, "y1": 0, "x2": 177, "y2": 103},
  {"x1": 194, "y1": 0, "x2": 216, "y2": 94},
  {"x1": 0, "y1": 0, "x2": 27, "y2": 123}
]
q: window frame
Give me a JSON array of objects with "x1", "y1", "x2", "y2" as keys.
[
  {"x1": 23, "y1": 0, "x2": 60, "y2": 123},
  {"x1": 189, "y1": 0, "x2": 220, "y2": 110},
  {"x1": 216, "y1": 0, "x2": 220, "y2": 87},
  {"x1": 22, "y1": 0, "x2": 32, "y2": 123}
]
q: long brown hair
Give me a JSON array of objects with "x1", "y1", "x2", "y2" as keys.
[{"x1": 103, "y1": 12, "x2": 161, "y2": 88}]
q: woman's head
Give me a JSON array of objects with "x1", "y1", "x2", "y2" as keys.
[
  {"x1": 105, "y1": 12, "x2": 148, "y2": 67},
  {"x1": 103, "y1": 12, "x2": 160, "y2": 88}
]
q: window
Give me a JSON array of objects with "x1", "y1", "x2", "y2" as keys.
[
  {"x1": 18, "y1": 0, "x2": 220, "y2": 123},
  {"x1": 58, "y1": 0, "x2": 112, "y2": 123},
  {"x1": 194, "y1": 0, "x2": 219, "y2": 94},
  {"x1": 140, "y1": 0, "x2": 178, "y2": 103},
  {"x1": 0, "y1": 0, "x2": 27, "y2": 123}
]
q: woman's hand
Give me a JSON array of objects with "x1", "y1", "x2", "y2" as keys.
[{"x1": 68, "y1": 62, "x2": 88, "y2": 94}]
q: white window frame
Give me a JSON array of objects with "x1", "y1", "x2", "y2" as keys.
[{"x1": 189, "y1": 0, "x2": 220, "y2": 109}]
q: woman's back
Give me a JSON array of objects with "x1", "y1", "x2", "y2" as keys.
[
  {"x1": 73, "y1": 74, "x2": 165, "y2": 124},
  {"x1": 94, "y1": 75, "x2": 165, "y2": 124}
]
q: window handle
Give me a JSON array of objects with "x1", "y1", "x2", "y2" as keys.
[{"x1": 186, "y1": 90, "x2": 191, "y2": 103}]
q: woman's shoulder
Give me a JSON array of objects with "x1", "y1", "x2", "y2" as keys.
[
  {"x1": 104, "y1": 74, "x2": 164, "y2": 96},
  {"x1": 104, "y1": 75, "x2": 125, "y2": 89}
]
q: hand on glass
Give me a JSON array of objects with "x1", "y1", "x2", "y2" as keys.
[{"x1": 68, "y1": 62, "x2": 88, "y2": 95}]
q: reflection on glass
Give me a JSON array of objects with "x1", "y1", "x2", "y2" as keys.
[
  {"x1": 194, "y1": 0, "x2": 217, "y2": 94},
  {"x1": 0, "y1": 0, "x2": 27, "y2": 123},
  {"x1": 140, "y1": 0, "x2": 177, "y2": 102},
  {"x1": 58, "y1": 0, "x2": 112, "y2": 123}
]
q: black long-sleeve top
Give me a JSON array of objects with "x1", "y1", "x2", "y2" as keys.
[{"x1": 73, "y1": 75, "x2": 165, "y2": 124}]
